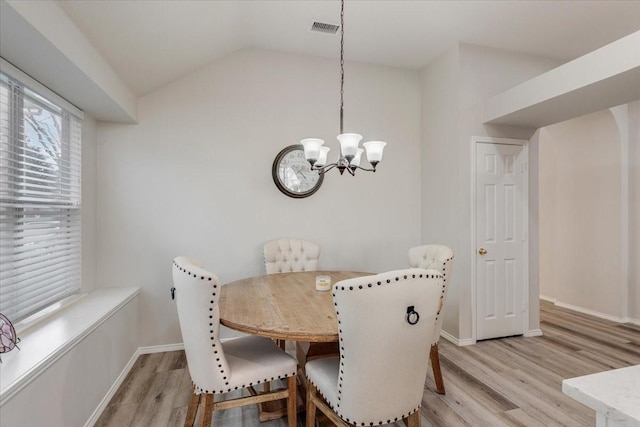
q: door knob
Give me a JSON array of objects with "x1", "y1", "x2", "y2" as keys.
[{"x1": 478, "y1": 248, "x2": 487, "y2": 255}]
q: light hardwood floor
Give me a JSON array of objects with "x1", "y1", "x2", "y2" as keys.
[{"x1": 95, "y1": 301, "x2": 640, "y2": 426}]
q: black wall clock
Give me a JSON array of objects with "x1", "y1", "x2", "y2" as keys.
[{"x1": 272, "y1": 145, "x2": 324, "y2": 198}]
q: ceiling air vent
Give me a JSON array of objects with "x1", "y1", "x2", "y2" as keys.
[{"x1": 311, "y1": 21, "x2": 340, "y2": 34}]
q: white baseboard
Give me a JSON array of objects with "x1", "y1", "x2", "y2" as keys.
[
  {"x1": 626, "y1": 317, "x2": 640, "y2": 326},
  {"x1": 138, "y1": 342, "x2": 185, "y2": 354},
  {"x1": 553, "y1": 301, "x2": 628, "y2": 323},
  {"x1": 85, "y1": 343, "x2": 186, "y2": 426},
  {"x1": 524, "y1": 329, "x2": 543, "y2": 337},
  {"x1": 539, "y1": 295, "x2": 557, "y2": 303},
  {"x1": 440, "y1": 330, "x2": 475, "y2": 346},
  {"x1": 540, "y1": 295, "x2": 639, "y2": 324},
  {"x1": 85, "y1": 348, "x2": 141, "y2": 427},
  {"x1": 457, "y1": 338, "x2": 475, "y2": 346}
]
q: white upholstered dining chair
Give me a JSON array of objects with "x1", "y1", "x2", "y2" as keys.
[
  {"x1": 305, "y1": 268, "x2": 443, "y2": 427},
  {"x1": 263, "y1": 238, "x2": 320, "y2": 274},
  {"x1": 408, "y1": 244, "x2": 454, "y2": 395},
  {"x1": 172, "y1": 256, "x2": 297, "y2": 427}
]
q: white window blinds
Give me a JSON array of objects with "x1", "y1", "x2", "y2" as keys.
[{"x1": 0, "y1": 70, "x2": 82, "y2": 323}]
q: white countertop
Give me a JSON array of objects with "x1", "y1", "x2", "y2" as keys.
[{"x1": 562, "y1": 365, "x2": 640, "y2": 426}]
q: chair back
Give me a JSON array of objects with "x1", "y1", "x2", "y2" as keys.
[
  {"x1": 263, "y1": 238, "x2": 320, "y2": 274},
  {"x1": 172, "y1": 256, "x2": 229, "y2": 394},
  {"x1": 408, "y1": 244, "x2": 454, "y2": 345},
  {"x1": 332, "y1": 268, "x2": 442, "y2": 424}
]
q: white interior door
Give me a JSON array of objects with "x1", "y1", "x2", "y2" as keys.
[{"x1": 476, "y1": 142, "x2": 526, "y2": 340}]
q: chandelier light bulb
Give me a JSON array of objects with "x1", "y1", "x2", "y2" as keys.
[
  {"x1": 350, "y1": 148, "x2": 364, "y2": 167},
  {"x1": 315, "y1": 147, "x2": 331, "y2": 167},
  {"x1": 300, "y1": 138, "x2": 325, "y2": 162},
  {"x1": 337, "y1": 133, "x2": 362, "y2": 158},
  {"x1": 363, "y1": 141, "x2": 387, "y2": 163}
]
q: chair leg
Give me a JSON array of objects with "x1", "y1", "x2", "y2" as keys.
[
  {"x1": 430, "y1": 343, "x2": 445, "y2": 395},
  {"x1": 287, "y1": 376, "x2": 297, "y2": 427},
  {"x1": 406, "y1": 410, "x2": 420, "y2": 427},
  {"x1": 306, "y1": 382, "x2": 317, "y2": 427},
  {"x1": 185, "y1": 386, "x2": 200, "y2": 427},
  {"x1": 199, "y1": 394, "x2": 213, "y2": 427}
]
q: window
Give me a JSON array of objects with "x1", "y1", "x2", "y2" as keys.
[{"x1": 0, "y1": 68, "x2": 82, "y2": 323}]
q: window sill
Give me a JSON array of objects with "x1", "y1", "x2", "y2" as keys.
[{"x1": 0, "y1": 287, "x2": 139, "y2": 406}]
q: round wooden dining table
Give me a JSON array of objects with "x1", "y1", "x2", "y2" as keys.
[{"x1": 219, "y1": 270, "x2": 370, "y2": 342}]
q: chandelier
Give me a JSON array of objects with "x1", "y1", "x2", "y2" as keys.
[{"x1": 300, "y1": 0, "x2": 387, "y2": 176}]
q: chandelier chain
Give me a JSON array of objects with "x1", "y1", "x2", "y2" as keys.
[{"x1": 340, "y1": 0, "x2": 344, "y2": 135}]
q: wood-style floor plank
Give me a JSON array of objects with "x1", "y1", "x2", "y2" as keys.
[
  {"x1": 130, "y1": 369, "x2": 184, "y2": 427},
  {"x1": 497, "y1": 408, "x2": 546, "y2": 427},
  {"x1": 95, "y1": 300, "x2": 640, "y2": 426}
]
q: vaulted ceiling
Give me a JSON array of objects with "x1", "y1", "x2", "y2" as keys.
[{"x1": 58, "y1": 0, "x2": 640, "y2": 96}]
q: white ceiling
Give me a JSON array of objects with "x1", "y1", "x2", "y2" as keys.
[{"x1": 58, "y1": 0, "x2": 640, "y2": 97}]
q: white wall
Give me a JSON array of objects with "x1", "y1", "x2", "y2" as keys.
[
  {"x1": 629, "y1": 101, "x2": 640, "y2": 322},
  {"x1": 420, "y1": 46, "x2": 461, "y2": 339},
  {"x1": 420, "y1": 43, "x2": 559, "y2": 341},
  {"x1": 96, "y1": 48, "x2": 422, "y2": 346},
  {"x1": 528, "y1": 129, "x2": 542, "y2": 332},
  {"x1": 458, "y1": 44, "x2": 561, "y2": 112},
  {"x1": 539, "y1": 110, "x2": 624, "y2": 317},
  {"x1": 538, "y1": 101, "x2": 640, "y2": 323}
]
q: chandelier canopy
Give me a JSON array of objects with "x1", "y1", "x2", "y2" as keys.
[{"x1": 300, "y1": 0, "x2": 387, "y2": 176}]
